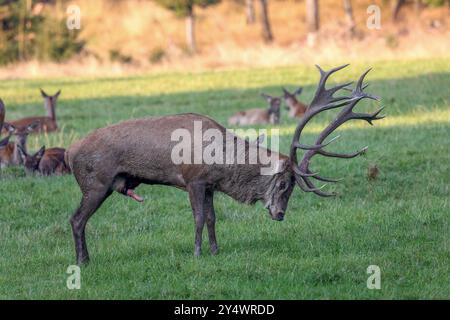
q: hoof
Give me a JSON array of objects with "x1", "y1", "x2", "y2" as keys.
[{"x1": 77, "y1": 256, "x2": 90, "y2": 266}]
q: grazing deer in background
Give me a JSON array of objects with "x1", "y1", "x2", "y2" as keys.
[
  {"x1": 228, "y1": 93, "x2": 281, "y2": 125},
  {"x1": 67, "y1": 65, "x2": 384, "y2": 265},
  {"x1": 0, "y1": 121, "x2": 39, "y2": 167},
  {"x1": 2, "y1": 89, "x2": 61, "y2": 135},
  {"x1": 282, "y1": 87, "x2": 308, "y2": 118},
  {"x1": 18, "y1": 145, "x2": 70, "y2": 176},
  {"x1": 0, "y1": 100, "x2": 12, "y2": 149}
]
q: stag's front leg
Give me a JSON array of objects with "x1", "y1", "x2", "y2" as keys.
[
  {"x1": 204, "y1": 188, "x2": 218, "y2": 255},
  {"x1": 187, "y1": 182, "x2": 206, "y2": 257}
]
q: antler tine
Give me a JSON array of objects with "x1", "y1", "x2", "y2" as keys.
[
  {"x1": 315, "y1": 64, "x2": 349, "y2": 83},
  {"x1": 294, "y1": 175, "x2": 329, "y2": 194},
  {"x1": 343, "y1": 82, "x2": 369, "y2": 92},
  {"x1": 317, "y1": 146, "x2": 368, "y2": 159},
  {"x1": 292, "y1": 165, "x2": 319, "y2": 177},
  {"x1": 293, "y1": 135, "x2": 340, "y2": 151},
  {"x1": 302, "y1": 176, "x2": 336, "y2": 197},
  {"x1": 311, "y1": 174, "x2": 343, "y2": 183},
  {"x1": 300, "y1": 168, "x2": 343, "y2": 183},
  {"x1": 355, "y1": 68, "x2": 371, "y2": 92},
  {"x1": 350, "y1": 107, "x2": 385, "y2": 125}
]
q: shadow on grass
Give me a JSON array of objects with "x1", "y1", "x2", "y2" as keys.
[{"x1": 2, "y1": 72, "x2": 449, "y2": 130}]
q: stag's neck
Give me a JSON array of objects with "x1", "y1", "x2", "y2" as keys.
[{"x1": 217, "y1": 163, "x2": 274, "y2": 205}]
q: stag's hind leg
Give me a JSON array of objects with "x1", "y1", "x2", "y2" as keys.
[
  {"x1": 204, "y1": 189, "x2": 218, "y2": 255},
  {"x1": 70, "y1": 182, "x2": 112, "y2": 265},
  {"x1": 187, "y1": 182, "x2": 206, "y2": 257}
]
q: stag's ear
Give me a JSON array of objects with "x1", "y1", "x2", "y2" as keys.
[
  {"x1": 54, "y1": 90, "x2": 61, "y2": 98},
  {"x1": 40, "y1": 88, "x2": 48, "y2": 98},
  {"x1": 294, "y1": 87, "x2": 303, "y2": 96}
]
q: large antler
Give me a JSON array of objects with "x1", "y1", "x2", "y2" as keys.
[{"x1": 290, "y1": 65, "x2": 384, "y2": 197}]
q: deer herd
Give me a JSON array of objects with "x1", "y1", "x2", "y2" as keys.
[
  {"x1": 228, "y1": 87, "x2": 307, "y2": 125},
  {"x1": 0, "y1": 65, "x2": 384, "y2": 265},
  {"x1": 0, "y1": 89, "x2": 69, "y2": 175}
]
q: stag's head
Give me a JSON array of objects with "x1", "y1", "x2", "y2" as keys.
[
  {"x1": 265, "y1": 65, "x2": 384, "y2": 221},
  {"x1": 18, "y1": 145, "x2": 45, "y2": 173},
  {"x1": 261, "y1": 93, "x2": 281, "y2": 124},
  {"x1": 264, "y1": 158, "x2": 295, "y2": 221}
]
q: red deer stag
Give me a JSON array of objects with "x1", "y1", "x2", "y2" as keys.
[
  {"x1": 282, "y1": 87, "x2": 308, "y2": 118},
  {"x1": 67, "y1": 65, "x2": 384, "y2": 265},
  {"x1": 228, "y1": 93, "x2": 281, "y2": 125},
  {"x1": 2, "y1": 89, "x2": 60, "y2": 135},
  {"x1": 18, "y1": 145, "x2": 70, "y2": 176}
]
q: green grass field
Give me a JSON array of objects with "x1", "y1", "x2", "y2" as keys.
[{"x1": 0, "y1": 59, "x2": 449, "y2": 299}]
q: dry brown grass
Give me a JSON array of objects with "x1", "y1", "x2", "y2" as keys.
[{"x1": 0, "y1": 0, "x2": 448, "y2": 79}]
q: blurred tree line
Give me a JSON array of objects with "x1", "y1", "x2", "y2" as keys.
[
  {"x1": 154, "y1": 0, "x2": 449, "y2": 53},
  {"x1": 0, "y1": 0, "x2": 447, "y2": 65},
  {"x1": 0, "y1": 0, "x2": 84, "y2": 65}
]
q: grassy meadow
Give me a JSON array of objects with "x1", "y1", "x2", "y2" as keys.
[{"x1": 0, "y1": 58, "x2": 449, "y2": 299}]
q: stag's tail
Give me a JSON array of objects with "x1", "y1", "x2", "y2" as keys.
[{"x1": 65, "y1": 139, "x2": 84, "y2": 173}]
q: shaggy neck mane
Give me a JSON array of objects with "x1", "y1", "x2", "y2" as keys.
[{"x1": 217, "y1": 163, "x2": 276, "y2": 205}]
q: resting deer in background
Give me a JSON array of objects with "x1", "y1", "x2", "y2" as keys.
[
  {"x1": 67, "y1": 65, "x2": 384, "y2": 265},
  {"x1": 0, "y1": 121, "x2": 39, "y2": 167},
  {"x1": 18, "y1": 145, "x2": 70, "y2": 176},
  {"x1": 282, "y1": 87, "x2": 308, "y2": 118},
  {"x1": 0, "y1": 100, "x2": 12, "y2": 149},
  {"x1": 228, "y1": 93, "x2": 281, "y2": 125},
  {"x1": 2, "y1": 89, "x2": 61, "y2": 135}
]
